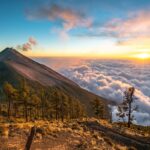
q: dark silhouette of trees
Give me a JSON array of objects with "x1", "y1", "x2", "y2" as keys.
[
  {"x1": 29, "y1": 94, "x2": 41, "y2": 120},
  {"x1": 59, "y1": 93, "x2": 69, "y2": 122},
  {"x1": 1, "y1": 80, "x2": 140, "y2": 128},
  {"x1": 3, "y1": 82, "x2": 17, "y2": 119},
  {"x1": 40, "y1": 88, "x2": 48, "y2": 120},
  {"x1": 1, "y1": 80, "x2": 85, "y2": 122},
  {"x1": 52, "y1": 90, "x2": 61, "y2": 120},
  {"x1": 20, "y1": 80, "x2": 31, "y2": 122}
]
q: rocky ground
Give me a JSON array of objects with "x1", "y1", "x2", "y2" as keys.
[{"x1": 0, "y1": 119, "x2": 150, "y2": 150}]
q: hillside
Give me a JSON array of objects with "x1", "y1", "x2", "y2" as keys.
[{"x1": 0, "y1": 48, "x2": 111, "y2": 117}]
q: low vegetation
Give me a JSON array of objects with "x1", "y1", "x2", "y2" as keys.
[
  {"x1": 1, "y1": 119, "x2": 148, "y2": 150},
  {"x1": 0, "y1": 80, "x2": 87, "y2": 122},
  {"x1": 0, "y1": 79, "x2": 108, "y2": 123},
  {"x1": 0, "y1": 77, "x2": 149, "y2": 149}
]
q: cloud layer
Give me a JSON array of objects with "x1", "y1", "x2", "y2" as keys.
[
  {"x1": 58, "y1": 59, "x2": 150, "y2": 125},
  {"x1": 34, "y1": 57, "x2": 150, "y2": 125}
]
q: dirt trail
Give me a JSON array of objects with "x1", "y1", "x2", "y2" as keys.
[{"x1": 83, "y1": 121, "x2": 150, "y2": 150}]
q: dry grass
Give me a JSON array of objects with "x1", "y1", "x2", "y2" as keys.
[
  {"x1": 127, "y1": 146, "x2": 137, "y2": 150},
  {"x1": 0, "y1": 124, "x2": 9, "y2": 137},
  {"x1": 91, "y1": 118, "x2": 150, "y2": 139},
  {"x1": 0, "y1": 119, "x2": 148, "y2": 150}
]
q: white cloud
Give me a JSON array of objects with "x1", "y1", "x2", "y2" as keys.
[
  {"x1": 35, "y1": 58, "x2": 150, "y2": 125},
  {"x1": 59, "y1": 59, "x2": 150, "y2": 125},
  {"x1": 27, "y1": 4, "x2": 92, "y2": 39}
]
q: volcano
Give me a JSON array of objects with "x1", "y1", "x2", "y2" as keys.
[{"x1": 0, "y1": 48, "x2": 111, "y2": 116}]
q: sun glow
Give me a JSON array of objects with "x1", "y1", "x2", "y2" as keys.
[{"x1": 133, "y1": 53, "x2": 150, "y2": 59}]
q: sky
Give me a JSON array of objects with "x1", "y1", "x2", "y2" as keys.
[{"x1": 1, "y1": 0, "x2": 150, "y2": 58}]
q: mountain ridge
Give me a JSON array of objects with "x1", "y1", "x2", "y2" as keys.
[
  {"x1": 0, "y1": 48, "x2": 112, "y2": 116},
  {"x1": 0, "y1": 48, "x2": 79, "y2": 87}
]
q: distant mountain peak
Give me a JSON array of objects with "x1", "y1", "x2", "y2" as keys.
[
  {"x1": 0, "y1": 47, "x2": 21, "y2": 56},
  {"x1": 0, "y1": 47, "x2": 111, "y2": 116},
  {"x1": 1, "y1": 47, "x2": 17, "y2": 53},
  {"x1": 0, "y1": 47, "x2": 26, "y2": 62}
]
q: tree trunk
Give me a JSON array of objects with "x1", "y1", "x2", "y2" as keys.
[
  {"x1": 8, "y1": 98, "x2": 11, "y2": 119},
  {"x1": 55, "y1": 105, "x2": 58, "y2": 120},
  {"x1": 128, "y1": 102, "x2": 131, "y2": 128},
  {"x1": 25, "y1": 126, "x2": 36, "y2": 150},
  {"x1": 25, "y1": 102, "x2": 28, "y2": 122},
  {"x1": 42, "y1": 105, "x2": 44, "y2": 119},
  {"x1": 0, "y1": 104, "x2": 1, "y2": 116}
]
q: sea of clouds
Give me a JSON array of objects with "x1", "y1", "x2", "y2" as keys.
[{"x1": 35, "y1": 58, "x2": 150, "y2": 125}]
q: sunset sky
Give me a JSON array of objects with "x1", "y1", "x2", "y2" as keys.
[{"x1": 0, "y1": 0, "x2": 150, "y2": 59}]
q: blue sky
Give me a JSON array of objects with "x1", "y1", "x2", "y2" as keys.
[{"x1": 1, "y1": 0, "x2": 150, "y2": 58}]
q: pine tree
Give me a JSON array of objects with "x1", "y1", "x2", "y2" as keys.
[
  {"x1": 12, "y1": 89, "x2": 19, "y2": 117},
  {"x1": 19, "y1": 79, "x2": 30, "y2": 122},
  {"x1": 0, "y1": 88, "x2": 3, "y2": 116},
  {"x1": 52, "y1": 90, "x2": 61, "y2": 120},
  {"x1": 91, "y1": 98, "x2": 105, "y2": 118},
  {"x1": 3, "y1": 82, "x2": 16, "y2": 119},
  {"x1": 1, "y1": 79, "x2": 88, "y2": 122},
  {"x1": 68, "y1": 96, "x2": 74, "y2": 119},
  {"x1": 74, "y1": 99, "x2": 85, "y2": 118},
  {"x1": 40, "y1": 88, "x2": 46, "y2": 119},
  {"x1": 60, "y1": 93, "x2": 69, "y2": 122},
  {"x1": 29, "y1": 94, "x2": 41, "y2": 120}
]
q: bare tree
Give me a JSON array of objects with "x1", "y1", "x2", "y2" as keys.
[{"x1": 117, "y1": 87, "x2": 138, "y2": 128}]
